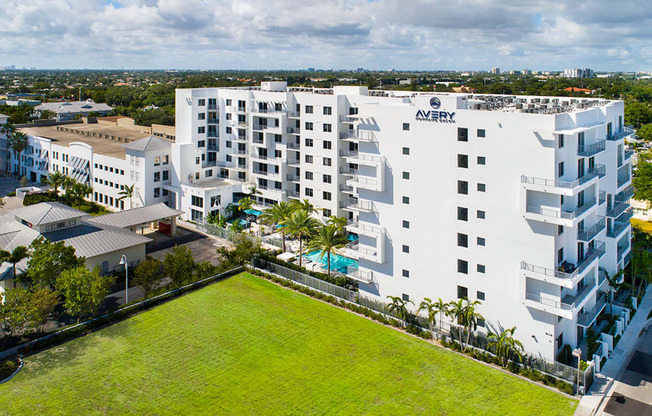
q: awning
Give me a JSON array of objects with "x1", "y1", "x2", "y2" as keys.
[{"x1": 244, "y1": 209, "x2": 263, "y2": 216}]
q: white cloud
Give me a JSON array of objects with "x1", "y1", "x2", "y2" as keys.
[{"x1": 0, "y1": 0, "x2": 649, "y2": 70}]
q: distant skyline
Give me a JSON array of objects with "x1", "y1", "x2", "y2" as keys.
[{"x1": 1, "y1": 0, "x2": 651, "y2": 72}]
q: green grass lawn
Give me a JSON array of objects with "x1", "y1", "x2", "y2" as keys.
[
  {"x1": 0, "y1": 273, "x2": 577, "y2": 415},
  {"x1": 631, "y1": 218, "x2": 652, "y2": 234}
]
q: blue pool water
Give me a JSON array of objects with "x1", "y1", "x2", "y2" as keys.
[{"x1": 303, "y1": 250, "x2": 358, "y2": 273}]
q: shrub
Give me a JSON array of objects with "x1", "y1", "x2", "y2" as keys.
[
  {"x1": 7, "y1": 191, "x2": 16, "y2": 197},
  {"x1": 255, "y1": 252, "x2": 358, "y2": 290},
  {"x1": 22, "y1": 191, "x2": 58, "y2": 206},
  {"x1": 586, "y1": 329, "x2": 598, "y2": 357},
  {"x1": 556, "y1": 380, "x2": 574, "y2": 395},
  {"x1": 0, "y1": 358, "x2": 20, "y2": 380}
]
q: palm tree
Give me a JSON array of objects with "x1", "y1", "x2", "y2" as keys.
[
  {"x1": 9, "y1": 131, "x2": 28, "y2": 178},
  {"x1": 284, "y1": 210, "x2": 320, "y2": 267},
  {"x1": 6, "y1": 246, "x2": 28, "y2": 288},
  {"x1": 326, "y1": 215, "x2": 348, "y2": 232},
  {"x1": 238, "y1": 197, "x2": 254, "y2": 213},
  {"x1": 433, "y1": 298, "x2": 449, "y2": 339},
  {"x1": 0, "y1": 121, "x2": 15, "y2": 138},
  {"x1": 307, "y1": 224, "x2": 348, "y2": 276},
  {"x1": 487, "y1": 325, "x2": 524, "y2": 367},
  {"x1": 246, "y1": 186, "x2": 262, "y2": 198},
  {"x1": 260, "y1": 202, "x2": 296, "y2": 252},
  {"x1": 69, "y1": 182, "x2": 93, "y2": 208},
  {"x1": 118, "y1": 184, "x2": 135, "y2": 209},
  {"x1": 448, "y1": 298, "x2": 483, "y2": 352},
  {"x1": 387, "y1": 295, "x2": 413, "y2": 327},
  {"x1": 418, "y1": 298, "x2": 438, "y2": 340},
  {"x1": 603, "y1": 268, "x2": 624, "y2": 315},
  {"x1": 224, "y1": 203, "x2": 238, "y2": 220},
  {"x1": 46, "y1": 171, "x2": 66, "y2": 195},
  {"x1": 291, "y1": 199, "x2": 320, "y2": 215}
]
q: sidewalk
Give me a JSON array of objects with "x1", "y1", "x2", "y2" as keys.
[{"x1": 575, "y1": 288, "x2": 652, "y2": 416}]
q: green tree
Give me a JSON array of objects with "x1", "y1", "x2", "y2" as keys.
[
  {"x1": 326, "y1": 215, "x2": 348, "y2": 233},
  {"x1": 238, "y1": 196, "x2": 254, "y2": 213},
  {"x1": 5, "y1": 246, "x2": 29, "y2": 289},
  {"x1": 0, "y1": 287, "x2": 58, "y2": 338},
  {"x1": 306, "y1": 224, "x2": 348, "y2": 276},
  {"x1": 291, "y1": 199, "x2": 320, "y2": 215},
  {"x1": 284, "y1": 210, "x2": 320, "y2": 268},
  {"x1": 260, "y1": 202, "x2": 296, "y2": 251},
  {"x1": 133, "y1": 258, "x2": 162, "y2": 299},
  {"x1": 26, "y1": 237, "x2": 84, "y2": 288},
  {"x1": 163, "y1": 245, "x2": 196, "y2": 288},
  {"x1": 68, "y1": 181, "x2": 93, "y2": 208},
  {"x1": 417, "y1": 297, "x2": 438, "y2": 340},
  {"x1": 448, "y1": 298, "x2": 483, "y2": 352},
  {"x1": 602, "y1": 268, "x2": 625, "y2": 315},
  {"x1": 118, "y1": 183, "x2": 136, "y2": 209},
  {"x1": 633, "y1": 152, "x2": 652, "y2": 203},
  {"x1": 487, "y1": 325, "x2": 524, "y2": 367},
  {"x1": 625, "y1": 102, "x2": 652, "y2": 127},
  {"x1": 45, "y1": 171, "x2": 66, "y2": 195},
  {"x1": 216, "y1": 233, "x2": 261, "y2": 267},
  {"x1": 637, "y1": 124, "x2": 652, "y2": 141},
  {"x1": 56, "y1": 266, "x2": 115, "y2": 322},
  {"x1": 9, "y1": 131, "x2": 28, "y2": 177},
  {"x1": 386, "y1": 295, "x2": 413, "y2": 327},
  {"x1": 39, "y1": 109, "x2": 56, "y2": 120}
]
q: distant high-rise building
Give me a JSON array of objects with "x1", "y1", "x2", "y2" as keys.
[{"x1": 564, "y1": 68, "x2": 594, "y2": 78}]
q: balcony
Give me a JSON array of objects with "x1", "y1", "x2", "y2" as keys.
[
  {"x1": 208, "y1": 104, "x2": 218, "y2": 110},
  {"x1": 250, "y1": 152, "x2": 268, "y2": 160},
  {"x1": 340, "y1": 149, "x2": 358, "y2": 157},
  {"x1": 286, "y1": 158, "x2": 300, "y2": 165},
  {"x1": 606, "y1": 201, "x2": 629, "y2": 218},
  {"x1": 615, "y1": 185, "x2": 633, "y2": 203},
  {"x1": 340, "y1": 130, "x2": 377, "y2": 143},
  {"x1": 287, "y1": 127, "x2": 300, "y2": 134},
  {"x1": 237, "y1": 106, "x2": 246, "y2": 112},
  {"x1": 525, "y1": 280, "x2": 596, "y2": 319},
  {"x1": 346, "y1": 266, "x2": 373, "y2": 283},
  {"x1": 201, "y1": 160, "x2": 217, "y2": 168},
  {"x1": 617, "y1": 166, "x2": 631, "y2": 188},
  {"x1": 252, "y1": 169, "x2": 279, "y2": 179},
  {"x1": 524, "y1": 201, "x2": 595, "y2": 226},
  {"x1": 577, "y1": 217, "x2": 606, "y2": 242},
  {"x1": 343, "y1": 152, "x2": 384, "y2": 167},
  {"x1": 577, "y1": 293, "x2": 607, "y2": 328},
  {"x1": 521, "y1": 241, "x2": 605, "y2": 288},
  {"x1": 607, "y1": 126, "x2": 634, "y2": 141},
  {"x1": 207, "y1": 143, "x2": 218, "y2": 151},
  {"x1": 599, "y1": 191, "x2": 606, "y2": 206},
  {"x1": 286, "y1": 189, "x2": 300, "y2": 198},
  {"x1": 607, "y1": 208, "x2": 633, "y2": 238},
  {"x1": 341, "y1": 198, "x2": 375, "y2": 213},
  {"x1": 286, "y1": 142, "x2": 300, "y2": 149},
  {"x1": 521, "y1": 168, "x2": 602, "y2": 195},
  {"x1": 207, "y1": 118, "x2": 219, "y2": 124},
  {"x1": 577, "y1": 140, "x2": 606, "y2": 157},
  {"x1": 347, "y1": 174, "x2": 382, "y2": 191},
  {"x1": 234, "y1": 149, "x2": 247, "y2": 155},
  {"x1": 287, "y1": 110, "x2": 300, "y2": 118},
  {"x1": 352, "y1": 242, "x2": 384, "y2": 263},
  {"x1": 340, "y1": 167, "x2": 358, "y2": 175},
  {"x1": 624, "y1": 149, "x2": 634, "y2": 161},
  {"x1": 286, "y1": 174, "x2": 300, "y2": 182},
  {"x1": 346, "y1": 222, "x2": 384, "y2": 238},
  {"x1": 339, "y1": 115, "x2": 357, "y2": 123},
  {"x1": 340, "y1": 184, "x2": 353, "y2": 192}
]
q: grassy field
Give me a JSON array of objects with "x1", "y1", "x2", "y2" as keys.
[
  {"x1": 631, "y1": 218, "x2": 652, "y2": 234},
  {"x1": 0, "y1": 273, "x2": 577, "y2": 415}
]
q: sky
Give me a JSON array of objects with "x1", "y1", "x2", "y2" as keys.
[{"x1": 0, "y1": 0, "x2": 651, "y2": 71}]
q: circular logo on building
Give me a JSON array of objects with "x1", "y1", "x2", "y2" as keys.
[{"x1": 430, "y1": 97, "x2": 441, "y2": 109}]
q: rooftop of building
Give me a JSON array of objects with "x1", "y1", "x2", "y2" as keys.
[
  {"x1": 18, "y1": 124, "x2": 153, "y2": 159},
  {"x1": 35, "y1": 100, "x2": 113, "y2": 114},
  {"x1": 122, "y1": 135, "x2": 172, "y2": 152},
  {"x1": 12, "y1": 201, "x2": 84, "y2": 226},
  {"x1": 86, "y1": 202, "x2": 182, "y2": 229}
]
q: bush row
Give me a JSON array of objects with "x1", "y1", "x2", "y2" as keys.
[
  {"x1": 250, "y1": 267, "x2": 576, "y2": 396},
  {"x1": 255, "y1": 252, "x2": 358, "y2": 290}
]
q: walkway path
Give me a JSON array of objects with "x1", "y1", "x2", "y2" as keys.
[{"x1": 575, "y1": 288, "x2": 652, "y2": 416}]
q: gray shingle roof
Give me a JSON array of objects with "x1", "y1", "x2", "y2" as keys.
[
  {"x1": 121, "y1": 136, "x2": 172, "y2": 152},
  {"x1": 86, "y1": 203, "x2": 183, "y2": 229},
  {"x1": 12, "y1": 202, "x2": 85, "y2": 226}
]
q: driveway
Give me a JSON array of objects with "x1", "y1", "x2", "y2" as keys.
[
  {"x1": 147, "y1": 226, "x2": 231, "y2": 266},
  {"x1": 602, "y1": 326, "x2": 652, "y2": 416}
]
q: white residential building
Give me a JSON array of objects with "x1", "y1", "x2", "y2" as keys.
[{"x1": 170, "y1": 83, "x2": 633, "y2": 361}]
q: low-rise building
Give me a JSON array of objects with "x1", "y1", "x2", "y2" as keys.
[{"x1": 35, "y1": 100, "x2": 113, "y2": 121}]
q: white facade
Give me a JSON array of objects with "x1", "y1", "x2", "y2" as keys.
[{"x1": 172, "y1": 83, "x2": 633, "y2": 361}]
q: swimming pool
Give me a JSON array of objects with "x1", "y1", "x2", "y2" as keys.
[{"x1": 302, "y1": 250, "x2": 358, "y2": 273}]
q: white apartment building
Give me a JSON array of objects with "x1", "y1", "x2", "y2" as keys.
[
  {"x1": 11, "y1": 124, "x2": 173, "y2": 211},
  {"x1": 171, "y1": 83, "x2": 633, "y2": 361}
]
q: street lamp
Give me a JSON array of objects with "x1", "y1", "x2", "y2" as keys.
[
  {"x1": 119, "y1": 255, "x2": 129, "y2": 305},
  {"x1": 572, "y1": 348, "x2": 583, "y2": 395}
]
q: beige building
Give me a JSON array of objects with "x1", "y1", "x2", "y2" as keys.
[{"x1": 630, "y1": 198, "x2": 652, "y2": 221}]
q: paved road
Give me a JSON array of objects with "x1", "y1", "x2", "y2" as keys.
[{"x1": 601, "y1": 326, "x2": 652, "y2": 416}]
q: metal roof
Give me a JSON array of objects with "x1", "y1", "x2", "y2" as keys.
[
  {"x1": 122, "y1": 136, "x2": 172, "y2": 152},
  {"x1": 12, "y1": 202, "x2": 85, "y2": 226},
  {"x1": 86, "y1": 203, "x2": 183, "y2": 229},
  {"x1": 43, "y1": 223, "x2": 151, "y2": 258},
  {"x1": 35, "y1": 100, "x2": 113, "y2": 114}
]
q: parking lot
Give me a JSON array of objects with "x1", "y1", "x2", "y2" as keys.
[{"x1": 146, "y1": 226, "x2": 232, "y2": 265}]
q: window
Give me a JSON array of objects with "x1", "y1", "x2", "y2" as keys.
[
  {"x1": 402, "y1": 245, "x2": 410, "y2": 253},
  {"x1": 477, "y1": 156, "x2": 486, "y2": 165},
  {"x1": 305, "y1": 105, "x2": 313, "y2": 114},
  {"x1": 477, "y1": 264, "x2": 486, "y2": 274},
  {"x1": 477, "y1": 210, "x2": 486, "y2": 219},
  {"x1": 305, "y1": 188, "x2": 313, "y2": 197},
  {"x1": 458, "y1": 207, "x2": 468, "y2": 221},
  {"x1": 305, "y1": 171, "x2": 313, "y2": 180},
  {"x1": 198, "y1": 113, "x2": 205, "y2": 120},
  {"x1": 402, "y1": 293, "x2": 410, "y2": 302},
  {"x1": 323, "y1": 106, "x2": 332, "y2": 115},
  {"x1": 197, "y1": 140, "x2": 205, "y2": 148},
  {"x1": 402, "y1": 196, "x2": 410, "y2": 204},
  {"x1": 403, "y1": 123, "x2": 410, "y2": 131},
  {"x1": 305, "y1": 138, "x2": 313, "y2": 147},
  {"x1": 477, "y1": 237, "x2": 485, "y2": 246},
  {"x1": 402, "y1": 220, "x2": 410, "y2": 229},
  {"x1": 198, "y1": 126, "x2": 205, "y2": 134},
  {"x1": 402, "y1": 269, "x2": 410, "y2": 278},
  {"x1": 323, "y1": 191, "x2": 331, "y2": 201},
  {"x1": 558, "y1": 162, "x2": 564, "y2": 177},
  {"x1": 558, "y1": 225, "x2": 564, "y2": 235},
  {"x1": 196, "y1": 157, "x2": 200, "y2": 164},
  {"x1": 477, "y1": 291, "x2": 485, "y2": 301},
  {"x1": 225, "y1": 99, "x2": 232, "y2": 106},
  {"x1": 402, "y1": 171, "x2": 410, "y2": 180},
  {"x1": 477, "y1": 183, "x2": 486, "y2": 192},
  {"x1": 305, "y1": 155, "x2": 313, "y2": 163},
  {"x1": 323, "y1": 124, "x2": 332, "y2": 132},
  {"x1": 458, "y1": 260, "x2": 468, "y2": 274},
  {"x1": 323, "y1": 157, "x2": 332, "y2": 166},
  {"x1": 457, "y1": 285, "x2": 468, "y2": 299},
  {"x1": 477, "y1": 129, "x2": 485, "y2": 138},
  {"x1": 275, "y1": 150, "x2": 282, "y2": 158},
  {"x1": 458, "y1": 180, "x2": 468, "y2": 195},
  {"x1": 154, "y1": 187, "x2": 161, "y2": 198},
  {"x1": 323, "y1": 174, "x2": 332, "y2": 183},
  {"x1": 458, "y1": 154, "x2": 468, "y2": 168},
  {"x1": 305, "y1": 122, "x2": 313, "y2": 130},
  {"x1": 402, "y1": 147, "x2": 410, "y2": 155},
  {"x1": 323, "y1": 208, "x2": 332, "y2": 217},
  {"x1": 558, "y1": 134, "x2": 564, "y2": 148},
  {"x1": 457, "y1": 233, "x2": 468, "y2": 248},
  {"x1": 154, "y1": 172, "x2": 160, "y2": 182},
  {"x1": 191, "y1": 195, "x2": 203, "y2": 207},
  {"x1": 198, "y1": 99, "x2": 205, "y2": 106},
  {"x1": 226, "y1": 113, "x2": 232, "y2": 120},
  {"x1": 275, "y1": 135, "x2": 282, "y2": 143},
  {"x1": 458, "y1": 127, "x2": 468, "y2": 142},
  {"x1": 323, "y1": 140, "x2": 332, "y2": 149}
]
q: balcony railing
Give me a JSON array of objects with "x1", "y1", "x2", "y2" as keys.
[
  {"x1": 287, "y1": 127, "x2": 300, "y2": 134},
  {"x1": 615, "y1": 185, "x2": 633, "y2": 203},
  {"x1": 522, "y1": 167, "x2": 603, "y2": 190},
  {"x1": 607, "y1": 126, "x2": 634, "y2": 141},
  {"x1": 522, "y1": 241, "x2": 605, "y2": 282},
  {"x1": 287, "y1": 142, "x2": 300, "y2": 149},
  {"x1": 347, "y1": 175, "x2": 378, "y2": 187},
  {"x1": 207, "y1": 143, "x2": 218, "y2": 151},
  {"x1": 606, "y1": 201, "x2": 628, "y2": 218},
  {"x1": 286, "y1": 174, "x2": 300, "y2": 182},
  {"x1": 525, "y1": 292, "x2": 573, "y2": 311},
  {"x1": 340, "y1": 149, "x2": 358, "y2": 157},
  {"x1": 577, "y1": 293, "x2": 607, "y2": 327},
  {"x1": 577, "y1": 217, "x2": 606, "y2": 241},
  {"x1": 341, "y1": 198, "x2": 375, "y2": 212},
  {"x1": 250, "y1": 153, "x2": 268, "y2": 160},
  {"x1": 340, "y1": 167, "x2": 358, "y2": 175},
  {"x1": 286, "y1": 189, "x2": 300, "y2": 198},
  {"x1": 624, "y1": 149, "x2": 634, "y2": 161},
  {"x1": 607, "y1": 208, "x2": 633, "y2": 238},
  {"x1": 577, "y1": 140, "x2": 606, "y2": 157},
  {"x1": 339, "y1": 115, "x2": 358, "y2": 123},
  {"x1": 347, "y1": 222, "x2": 383, "y2": 236},
  {"x1": 525, "y1": 201, "x2": 595, "y2": 221},
  {"x1": 598, "y1": 191, "x2": 606, "y2": 206},
  {"x1": 286, "y1": 158, "x2": 300, "y2": 165},
  {"x1": 346, "y1": 266, "x2": 373, "y2": 283}
]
